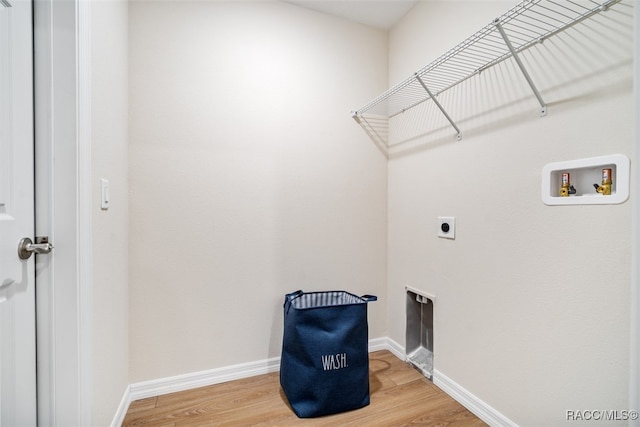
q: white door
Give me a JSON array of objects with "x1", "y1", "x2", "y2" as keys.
[{"x1": 0, "y1": 0, "x2": 37, "y2": 425}]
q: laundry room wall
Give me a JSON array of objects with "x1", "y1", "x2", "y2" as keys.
[
  {"x1": 386, "y1": 1, "x2": 634, "y2": 425},
  {"x1": 128, "y1": 1, "x2": 388, "y2": 382}
]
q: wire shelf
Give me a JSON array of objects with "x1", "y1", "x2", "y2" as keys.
[{"x1": 352, "y1": 0, "x2": 623, "y2": 148}]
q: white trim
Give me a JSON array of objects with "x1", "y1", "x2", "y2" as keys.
[
  {"x1": 129, "y1": 357, "x2": 281, "y2": 401},
  {"x1": 110, "y1": 385, "x2": 131, "y2": 427},
  {"x1": 368, "y1": 336, "x2": 391, "y2": 352},
  {"x1": 33, "y1": 0, "x2": 95, "y2": 423},
  {"x1": 33, "y1": 0, "x2": 55, "y2": 423},
  {"x1": 380, "y1": 336, "x2": 518, "y2": 427},
  {"x1": 379, "y1": 336, "x2": 405, "y2": 361},
  {"x1": 434, "y1": 369, "x2": 518, "y2": 427},
  {"x1": 116, "y1": 337, "x2": 515, "y2": 427},
  {"x1": 34, "y1": 0, "x2": 86, "y2": 424},
  {"x1": 77, "y1": 0, "x2": 93, "y2": 425},
  {"x1": 128, "y1": 337, "x2": 396, "y2": 402}
]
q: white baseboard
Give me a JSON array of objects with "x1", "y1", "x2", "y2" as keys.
[
  {"x1": 110, "y1": 385, "x2": 131, "y2": 427},
  {"x1": 113, "y1": 337, "x2": 514, "y2": 427},
  {"x1": 129, "y1": 356, "x2": 281, "y2": 402},
  {"x1": 434, "y1": 369, "x2": 518, "y2": 427},
  {"x1": 382, "y1": 336, "x2": 405, "y2": 361},
  {"x1": 382, "y1": 337, "x2": 517, "y2": 426},
  {"x1": 368, "y1": 336, "x2": 392, "y2": 352}
]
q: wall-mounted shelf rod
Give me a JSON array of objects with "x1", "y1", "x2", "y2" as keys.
[
  {"x1": 351, "y1": 0, "x2": 623, "y2": 151},
  {"x1": 414, "y1": 74, "x2": 462, "y2": 141},
  {"x1": 494, "y1": 20, "x2": 547, "y2": 117}
]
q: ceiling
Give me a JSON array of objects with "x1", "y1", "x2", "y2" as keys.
[{"x1": 283, "y1": 0, "x2": 418, "y2": 30}]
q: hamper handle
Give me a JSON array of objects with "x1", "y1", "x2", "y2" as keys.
[
  {"x1": 285, "y1": 289, "x2": 303, "y2": 303},
  {"x1": 361, "y1": 294, "x2": 377, "y2": 302},
  {"x1": 284, "y1": 289, "x2": 304, "y2": 312}
]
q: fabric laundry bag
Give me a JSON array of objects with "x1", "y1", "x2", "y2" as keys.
[{"x1": 280, "y1": 289, "x2": 377, "y2": 418}]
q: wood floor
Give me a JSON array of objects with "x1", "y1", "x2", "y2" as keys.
[{"x1": 122, "y1": 351, "x2": 487, "y2": 426}]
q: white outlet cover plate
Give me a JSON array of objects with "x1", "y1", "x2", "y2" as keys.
[{"x1": 438, "y1": 217, "x2": 455, "y2": 239}]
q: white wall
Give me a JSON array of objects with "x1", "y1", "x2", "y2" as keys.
[
  {"x1": 91, "y1": 0, "x2": 129, "y2": 424},
  {"x1": 128, "y1": 1, "x2": 388, "y2": 382},
  {"x1": 387, "y1": 1, "x2": 634, "y2": 425}
]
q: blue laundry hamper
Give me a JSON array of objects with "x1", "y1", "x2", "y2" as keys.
[{"x1": 280, "y1": 290, "x2": 377, "y2": 418}]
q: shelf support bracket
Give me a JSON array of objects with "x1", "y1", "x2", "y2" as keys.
[
  {"x1": 414, "y1": 74, "x2": 462, "y2": 141},
  {"x1": 495, "y1": 20, "x2": 547, "y2": 117},
  {"x1": 351, "y1": 111, "x2": 389, "y2": 154}
]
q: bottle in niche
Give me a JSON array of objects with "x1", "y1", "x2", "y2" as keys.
[
  {"x1": 559, "y1": 172, "x2": 577, "y2": 197},
  {"x1": 593, "y1": 168, "x2": 612, "y2": 195}
]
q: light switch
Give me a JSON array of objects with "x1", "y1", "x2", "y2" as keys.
[{"x1": 101, "y1": 179, "x2": 110, "y2": 210}]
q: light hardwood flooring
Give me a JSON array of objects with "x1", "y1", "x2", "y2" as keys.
[{"x1": 122, "y1": 350, "x2": 487, "y2": 426}]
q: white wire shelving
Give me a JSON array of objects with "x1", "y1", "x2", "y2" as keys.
[{"x1": 351, "y1": 0, "x2": 624, "y2": 150}]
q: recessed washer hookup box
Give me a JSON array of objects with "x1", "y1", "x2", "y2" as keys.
[{"x1": 406, "y1": 286, "x2": 434, "y2": 380}]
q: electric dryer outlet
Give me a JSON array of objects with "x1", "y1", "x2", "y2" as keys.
[{"x1": 438, "y1": 217, "x2": 455, "y2": 239}]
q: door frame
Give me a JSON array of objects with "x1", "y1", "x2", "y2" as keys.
[{"x1": 33, "y1": 0, "x2": 92, "y2": 425}]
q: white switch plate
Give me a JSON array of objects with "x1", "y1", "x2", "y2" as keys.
[
  {"x1": 438, "y1": 216, "x2": 455, "y2": 239},
  {"x1": 101, "y1": 178, "x2": 110, "y2": 210}
]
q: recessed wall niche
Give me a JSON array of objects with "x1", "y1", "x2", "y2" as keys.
[{"x1": 541, "y1": 154, "x2": 630, "y2": 206}]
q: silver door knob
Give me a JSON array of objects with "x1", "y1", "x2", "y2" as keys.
[{"x1": 18, "y1": 237, "x2": 54, "y2": 260}]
